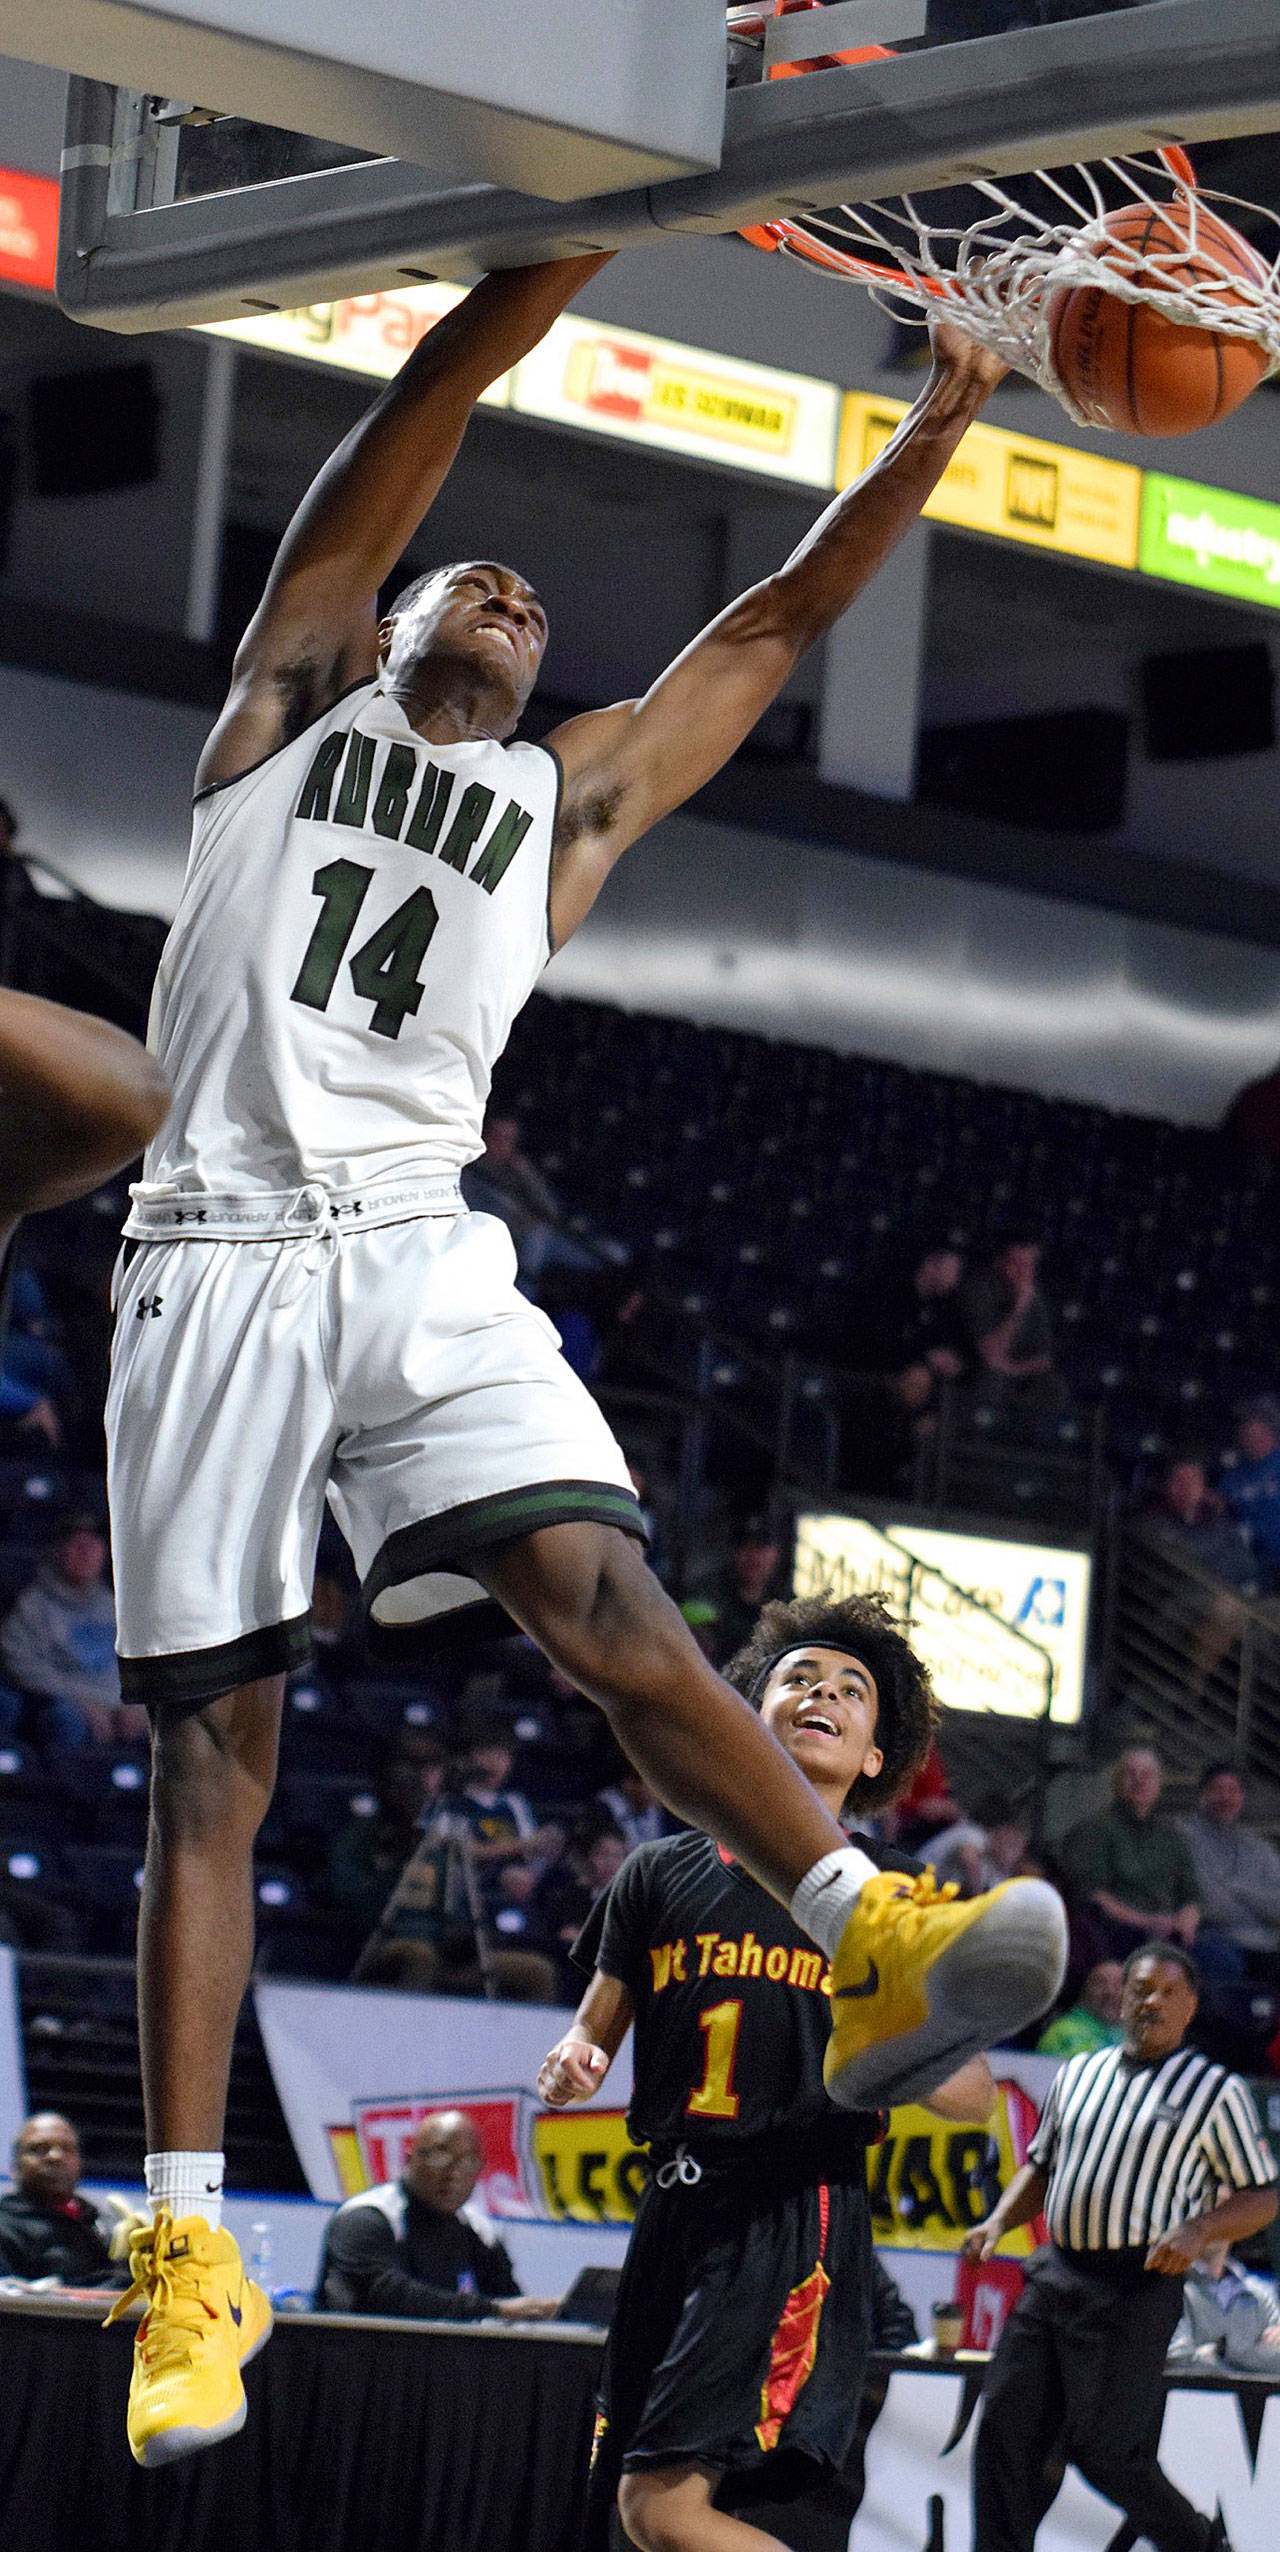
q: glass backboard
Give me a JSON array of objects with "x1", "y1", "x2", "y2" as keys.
[{"x1": 55, "y1": 0, "x2": 1280, "y2": 332}]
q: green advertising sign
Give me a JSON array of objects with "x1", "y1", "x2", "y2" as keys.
[{"x1": 1140, "y1": 472, "x2": 1280, "y2": 610}]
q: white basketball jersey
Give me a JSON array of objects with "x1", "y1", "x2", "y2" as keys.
[{"x1": 131, "y1": 679, "x2": 560, "y2": 1222}]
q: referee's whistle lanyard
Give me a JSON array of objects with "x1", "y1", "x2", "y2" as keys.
[{"x1": 653, "y1": 2144, "x2": 703, "y2": 2190}]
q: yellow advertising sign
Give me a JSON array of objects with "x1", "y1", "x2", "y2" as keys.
[
  {"x1": 530, "y1": 2106, "x2": 648, "y2": 2224},
  {"x1": 871, "y1": 2076, "x2": 1044, "y2": 2257},
  {"x1": 838, "y1": 392, "x2": 1142, "y2": 570}
]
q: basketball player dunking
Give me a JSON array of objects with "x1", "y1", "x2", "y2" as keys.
[{"x1": 103, "y1": 254, "x2": 1065, "y2": 2463}]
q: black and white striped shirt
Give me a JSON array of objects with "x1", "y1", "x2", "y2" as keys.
[{"x1": 1029, "y1": 2045, "x2": 1276, "y2": 2253}]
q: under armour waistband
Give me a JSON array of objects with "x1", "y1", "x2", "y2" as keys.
[{"x1": 123, "y1": 1176, "x2": 465, "y2": 1241}]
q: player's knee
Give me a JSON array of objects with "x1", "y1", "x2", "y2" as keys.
[
  {"x1": 616, "y1": 2474, "x2": 697, "y2": 2552},
  {"x1": 149, "y1": 1697, "x2": 278, "y2": 1846}
]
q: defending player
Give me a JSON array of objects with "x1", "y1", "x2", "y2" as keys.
[
  {"x1": 104, "y1": 253, "x2": 1065, "y2": 2462},
  {"x1": 539, "y1": 1592, "x2": 998, "y2": 2552}
]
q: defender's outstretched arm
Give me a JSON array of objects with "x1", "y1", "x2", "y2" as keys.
[
  {"x1": 546, "y1": 322, "x2": 1005, "y2": 948},
  {"x1": 0, "y1": 991, "x2": 170, "y2": 1237},
  {"x1": 198, "y1": 253, "x2": 612, "y2": 793}
]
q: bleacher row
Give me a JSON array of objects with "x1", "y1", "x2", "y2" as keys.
[{"x1": 498, "y1": 991, "x2": 1280, "y2": 1467}]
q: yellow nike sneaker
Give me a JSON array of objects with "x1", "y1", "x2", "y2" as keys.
[
  {"x1": 105, "y1": 2208, "x2": 272, "y2": 2467},
  {"x1": 824, "y1": 1869, "x2": 1067, "y2": 2111}
]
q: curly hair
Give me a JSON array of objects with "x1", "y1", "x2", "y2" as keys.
[{"x1": 723, "y1": 1591, "x2": 938, "y2": 1815}]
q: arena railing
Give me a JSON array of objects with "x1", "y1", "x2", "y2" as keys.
[{"x1": 1103, "y1": 1515, "x2": 1280, "y2": 1807}]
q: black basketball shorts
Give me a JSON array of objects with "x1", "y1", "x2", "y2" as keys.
[{"x1": 586, "y1": 2161, "x2": 872, "y2": 2541}]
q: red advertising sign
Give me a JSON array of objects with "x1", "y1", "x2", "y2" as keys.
[{"x1": 0, "y1": 169, "x2": 57, "y2": 294}]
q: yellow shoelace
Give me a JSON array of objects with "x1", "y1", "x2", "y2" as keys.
[{"x1": 103, "y1": 2207, "x2": 219, "y2": 2373}]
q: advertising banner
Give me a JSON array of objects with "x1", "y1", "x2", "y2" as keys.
[
  {"x1": 512, "y1": 316, "x2": 840, "y2": 487},
  {"x1": 856, "y1": 2363, "x2": 1277, "y2": 2552},
  {"x1": 0, "y1": 1946, "x2": 24, "y2": 2159},
  {"x1": 253, "y1": 1979, "x2": 1055, "y2": 2298},
  {"x1": 838, "y1": 393, "x2": 1142, "y2": 569},
  {"x1": 0, "y1": 169, "x2": 58, "y2": 294},
  {"x1": 794, "y1": 1510, "x2": 1090, "y2": 1723},
  {"x1": 208, "y1": 285, "x2": 510, "y2": 404},
  {"x1": 1140, "y1": 470, "x2": 1280, "y2": 610}
]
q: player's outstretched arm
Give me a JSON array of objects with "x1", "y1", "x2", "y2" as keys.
[
  {"x1": 538, "y1": 1970, "x2": 634, "y2": 2106},
  {"x1": 198, "y1": 253, "x2": 613, "y2": 794},
  {"x1": 546, "y1": 320, "x2": 1005, "y2": 949},
  {"x1": 924, "y1": 2054, "x2": 997, "y2": 2124},
  {"x1": 0, "y1": 992, "x2": 169, "y2": 1237}
]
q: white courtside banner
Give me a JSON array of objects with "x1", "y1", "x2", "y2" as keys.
[
  {"x1": 856, "y1": 2366, "x2": 1278, "y2": 2552},
  {"x1": 0, "y1": 1946, "x2": 25, "y2": 2157},
  {"x1": 253, "y1": 1979, "x2": 640, "y2": 2288}
]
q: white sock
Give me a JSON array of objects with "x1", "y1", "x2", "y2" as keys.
[
  {"x1": 790, "y1": 1847, "x2": 879, "y2": 1960},
  {"x1": 145, "y1": 2151, "x2": 225, "y2": 2232}
]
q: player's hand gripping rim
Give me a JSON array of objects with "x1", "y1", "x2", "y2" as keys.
[{"x1": 538, "y1": 2034, "x2": 610, "y2": 2107}]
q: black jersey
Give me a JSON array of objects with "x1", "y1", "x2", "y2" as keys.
[{"x1": 574, "y1": 1831, "x2": 917, "y2": 2165}]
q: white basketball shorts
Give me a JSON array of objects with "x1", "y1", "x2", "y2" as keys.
[{"x1": 106, "y1": 1208, "x2": 641, "y2": 1710}]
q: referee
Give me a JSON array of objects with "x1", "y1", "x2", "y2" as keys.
[{"x1": 964, "y1": 1942, "x2": 1276, "y2": 2552}]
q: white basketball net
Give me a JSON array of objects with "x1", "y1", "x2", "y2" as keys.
[{"x1": 750, "y1": 150, "x2": 1280, "y2": 429}]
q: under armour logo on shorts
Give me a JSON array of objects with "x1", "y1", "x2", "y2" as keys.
[{"x1": 136, "y1": 1294, "x2": 164, "y2": 1320}]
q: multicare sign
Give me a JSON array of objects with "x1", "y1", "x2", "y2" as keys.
[
  {"x1": 838, "y1": 391, "x2": 1143, "y2": 570},
  {"x1": 1139, "y1": 470, "x2": 1280, "y2": 610},
  {"x1": 794, "y1": 1511, "x2": 1092, "y2": 1723}
]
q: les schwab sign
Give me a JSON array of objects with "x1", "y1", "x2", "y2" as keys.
[{"x1": 325, "y1": 2074, "x2": 1044, "y2": 2256}]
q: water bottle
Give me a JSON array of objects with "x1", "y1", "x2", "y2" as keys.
[{"x1": 249, "y1": 2219, "x2": 274, "y2": 2296}]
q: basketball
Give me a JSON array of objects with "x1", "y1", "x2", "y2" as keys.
[{"x1": 1047, "y1": 200, "x2": 1270, "y2": 436}]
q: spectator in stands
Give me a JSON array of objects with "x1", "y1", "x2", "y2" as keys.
[
  {"x1": 1036, "y1": 1959, "x2": 1125, "y2": 2058},
  {"x1": 707, "y1": 1515, "x2": 785, "y2": 1665},
  {"x1": 1060, "y1": 1745, "x2": 1200, "y2": 1963},
  {"x1": 0, "y1": 1510, "x2": 144, "y2": 1749},
  {"x1": 1142, "y1": 1453, "x2": 1262, "y2": 1707},
  {"x1": 435, "y1": 1726, "x2": 565, "y2": 2000},
  {"x1": 882, "y1": 1246, "x2": 970, "y2": 1389},
  {"x1": 596, "y1": 1751, "x2": 668, "y2": 1851},
  {"x1": 1168, "y1": 2239, "x2": 1280, "y2": 2372},
  {"x1": 329, "y1": 1729, "x2": 450, "y2": 1947},
  {"x1": 316, "y1": 2110, "x2": 557, "y2": 2320},
  {"x1": 442, "y1": 1725, "x2": 563, "y2": 1891},
  {"x1": 461, "y1": 1109, "x2": 602, "y2": 1289},
  {"x1": 1183, "y1": 1763, "x2": 1280, "y2": 1987},
  {"x1": 1145, "y1": 1455, "x2": 1259, "y2": 1590},
  {"x1": 880, "y1": 1735, "x2": 960, "y2": 1851},
  {"x1": 0, "y1": 1368, "x2": 61, "y2": 1452},
  {"x1": 1221, "y1": 1398, "x2": 1280, "y2": 1586},
  {"x1": 534, "y1": 1812, "x2": 629, "y2": 1994},
  {"x1": 0, "y1": 2111, "x2": 124, "y2": 2288},
  {"x1": 929, "y1": 1793, "x2": 1037, "y2": 1898},
  {"x1": 960, "y1": 1234, "x2": 1069, "y2": 1433}
]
